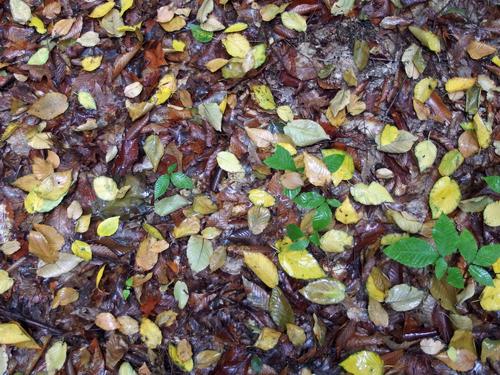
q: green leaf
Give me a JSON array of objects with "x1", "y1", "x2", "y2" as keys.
[
  {"x1": 293, "y1": 192, "x2": 325, "y2": 209},
  {"x1": 170, "y1": 172, "x2": 194, "y2": 189},
  {"x1": 125, "y1": 277, "x2": 133, "y2": 287},
  {"x1": 186, "y1": 235, "x2": 213, "y2": 273},
  {"x1": 251, "y1": 356, "x2": 263, "y2": 373},
  {"x1": 286, "y1": 224, "x2": 304, "y2": 241},
  {"x1": 198, "y1": 102, "x2": 222, "y2": 131},
  {"x1": 269, "y1": 287, "x2": 294, "y2": 330},
  {"x1": 473, "y1": 244, "x2": 500, "y2": 266},
  {"x1": 28, "y1": 47, "x2": 50, "y2": 65},
  {"x1": 154, "y1": 194, "x2": 190, "y2": 216},
  {"x1": 312, "y1": 203, "x2": 332, "y2": 231},
  {"x1": 468, "y1": 265, "x2": 493, "y2": 286},
  {"x1": 384, "y1": 237, "x2": 439, "y2": 268},
  {"x1": 435, "y1": 257, "x2": 448, "y2": 279},
  {"x1": 122, "y1": 289, "x2": 130, "y2": 300},
  {"x1": 432, "y1": 215, "x2": 458, "y2": 256},
  {"x1": 189, "y1": 24, "x2": 213, "y2": 43},
  {"x1": 323, "y1": 154, "x2": 345, "y2": 173},
  {"x1": 309, "y1": 231, "x2": 320, "y2": 247},
  {"x1": 264, "y1": 145, "x2": 296, "y2": 171},
  {"x1": 446, "y1": 267, "x2": 465, "y2": 289},
  {"x1": 326, "y1": 198, "x2": 341, "y2": 208},
  {"x1": 283, "y1": 187, "x2": 301, "y2": 199},
  {"x1": 289, "y1": 239, "x2": 309, "y2": 251},
  {"x1": 457, "y1": 229, "x2": 477, "y2": 263},
  {"x1": 484, "y1": 176, "x2": 500, "y2": 193},
  {"x1": 154, "y1": 174, "x2": 170, "y2": 199},
  {"x1": 167, "y1": 163, "x2": 177, "y2": 174},
  {"x1": 465, "y1": 85, "x2": 480, "y2": 115},
  {"x1": 77, "y1": 91, "x2": 97, "y2": 110}
]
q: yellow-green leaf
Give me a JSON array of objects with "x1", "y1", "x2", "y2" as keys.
[
  {"x1": 81, "y1": 55, "x2": 103, "y2": 71},
  {"x1": 169, "y1": 343, "x2": 194, "y2": 372},
  {"x1": 409, "y1": 26, "x2": 441, "y2": 53},
  {"x1": 380, "y1": 124, "x2": 399, "y2": 146},
  {"x1": 0, "y1": 270, "x2": 14, "y2": 294},
  {"x1": 281, "y1": 12, "x2": 307, "y2": 32},
  {"x1": 414, "y1": 140, "x2": 437, "y2": 172},
  {"x1": 414, "y1": 77, "x2": 438, "y2": 102},
  {"x1": 484, "y1": 201, "x2": 500, "y2": 227},
  {"x1": 251, "y1": 84, "x2": 276, "y2": 110},
  {"x1": 319, "y1": 229, "x2": 353, "y2": 253},
  {"x1": 445, "y1": 77, "x2": 476, "y2": 93},
  {"x1": 277, "y1": 105, "x2": 294, "y2": 122},
  {"x1": 97, "y1": 216, "x2": 120, "y2": 236},
  {"x1": 216, "y1": 151, "x2": 244, "y2": 173},
  {"x1": 248, "y1": 189, "x2": 275, "y2": 207},
  {"x1": 222, "y1": 33, "x2": 250, "y2": 58},
  {"x1": 254, "y1": 327, "x2": 281, "y2": 350},
  {"x1": 78, "y1": 91, "x2": 97, "y2": 110},
  {"x1": 278, "y1": 250, "x2": 325, "y2": 280},
  {"x1": 93, "y1": 176, "x2": 118, "y2": 201},
  {"x1": 89, "y1": 1, "x2": 115, "y2": 18},
  {"x1": 140, "y1": 318, "x2": 162, "y2": 349},
  {"x1": 29, "y1": 16, "x2": 46, "y2": 33},
  {"x1": 335, "y1": 197, "x2": 360, "y2": 224},
  {"x1": 224, "y1": 22, "x2": 247, "y2": 33},
  {"x1": 340, "y1": 350, "x2": 384, "y2": 375},
  {"x1": 429, "y1": 177, "x2": 461, "y2": 219},
  {"x1": 143, "y1": 134, "x2": 164, "y2": 172},
  {"x1": 438, "y1": 149, "x2": 464, "y2": 176},
  {"x1": 243, "y1": 251, "x2": 278, "y2": 288},
  {"x1": 0, "y1": 322, "x2": 40, "y2": 349},
  {"x1": 350, "y1": 182, "x2": 393, "y2": 205},
  {"x1": 71, "y1": 240, "x2": 92, "y2": 261},
  {"x1": 120, "y1": 0, "x2": 133, "y2": 15},
  {"x1": 28, "y1": 47, "x2": 49, "y2": 65},
  {"x1": 473, "y1": 113, "x2": 492, "y2": 149},
  {"x1": 322, "y1": 149, "x2": 354, "y2": 186}
]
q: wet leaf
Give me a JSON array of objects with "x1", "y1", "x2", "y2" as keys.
[
  {"x1": 248, "y1": 206, "x2": 271, "y2": 235},
  {"x1": 222, "y1": 33, "x2": 250, "y2": 58},
  {"x1": 254, "y1": 327, "x2": 281, "y2": 350},
  {"x1": 409, "y1": 26, "x2": 441, "y2": 53},
  {"x1": 278, "y1": 250, "x2": 325, "y2": 280},
  {"x1": 45, "y1": 341, "x2": 67, "y2": 375},
  {"x1": 140, "y1": 318, "x2": 162, "y2": 349},
  {"x1": 384, "y1": 237, "x2": 438, "y2": 268},
  {"x1": 340, "y1": 351, "x2": 384, "y2": 375},
  {"x1": 28, "y1": 47, "x2": 50, "y2": 65},
  {"x1": 335, "y1": 197, "x2": 360, "y2": 225},
  {"x1": 199, "y1": 102, "x2": 222, "y2": 131},
  {"x1": 216, "y1": 151, "x2": 243, "y2": 173},
  {"x1": 71, "y1": 240, "x2": 92, "y2": 261},
  {"x1": 351, "y1": 182, "x2": 393, "y2": 205},
  {"x1": 331, "y1": 0, "x2": 355, "y2": 16},
  {"x1": 174, "y1": 280, "x2": 189, "y2": 309},
  {"x1": 154, "y1": 194, "x2": 190, "y2": 216},
  {"x1": 319, "y1": 229, "x2": 352, "y2": 253},
  {"x1": 283, "y1": 120, "x2": 329, "y2": 147},
  {"x1": 300, "y1": 278, "x2": 345, "y2": 305},
  {"x1": 368, "y1": 297, "x2": 389, "y2": 327},
  {"x1": 303, "y1": 152, "x2": 330, "y2": 187},
  {"x1": 269, "y1": 287, "x2": 294, "y2": 330},
  {"x1": 353, "y1": 40, "x2": 369, "y2": 71},
  {"x1": 186, "y1": 235, "x2": 213, "y2": 273},
  {"x1": 429, "y1": 177, "x2": 461, "y2": 219},
  {"x1": 89, "y1": 1, "x2": 115, "y2": 18},
  {"x1": 386, "y1": 284, "x2": 424, "y2": 311},
  {"x1": 281, "y1": 12, "x2": 307, "y2": 32},
  {"x1": 28, "y1": 92, "x2": 68, "y2": 120},
  {"x1": 195, "y1": 350, "x2": 221, "y2": 369},
  {"x1": 97, "y1": 216, "x2": 120, "y2": 236},
  {"x1": 243, "y1": 251, "x2": 278, "y2": 288},
  {"x1": 0, "y1": 322, "x2": 40, "y2": 349},
  {"x1": 0, "y1": 270, "x2": 14, "y2": 294}
]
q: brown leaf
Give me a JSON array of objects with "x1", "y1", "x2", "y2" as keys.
[
  {"x1": 303, "y1": 152, "x2": 330, "y2": 187},
  {"x1": 458, "y1": 131, "x2": 479, "y2": 158},
  {"x1": 28, "y1": 224, "x2": 64, "y2": 264},
  {"x1": 95, "y1": 312, "x2": 120, "y2": 331},
  {"x1": 280, "y1": 171, "x2": 304, "y2": 189},
  {"x1": 466, "y1": 40, "x2": 496, "y2": 60},
  {"x1": 28, "y1": 92, "x2": 69, "y2": 120},
  {"x1": 51, "y1": 18, "x2": 75, "y2": 37}
]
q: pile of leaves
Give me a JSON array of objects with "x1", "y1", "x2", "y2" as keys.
[{"x1": 0, "y1": 0, "x2": 499, "y2": 374}]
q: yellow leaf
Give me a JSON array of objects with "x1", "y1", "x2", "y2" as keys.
[
  {"x1": 409, "y1": 26, "x2": 441, "y2": 53},
  {"x1": 466, "y1": 40, "x2": 496, "y2": 60},
  {"x1": 222, "y1": 33, "x2": 250, "y2": 58},
  {"x1": 89, "y1": 1, "x2": 115, "y2": 18},
  {"x1": 493, "y1": 258, "x2": 500, "y2": 274},
  {"x1": 254, "y1": 327, "x2": 281, "y2": 350},
  {"x1": 160, "y1": 16, "x2": 186, "y2": 32},
  {"x1": 366, "y1": 267, "x2": 390, "y2": 302},
  {"x1": 278, "y1": 250, "x2": 325, "y2": 280},
  {"x1": 71, "y1": 240, "x2": 92, "y2": 261},
  {"x1": 414, "y1": 77, "x2": 438, "y2": 102},
  {"x1": 243, "y1": 251, "x2": 278, "y2": 288},
  {"x1": 143, "y1": 223, "x2": 165, "y2": 240},
  {"x1": 277, "y1": 105, "x2": 294, "y2": 122},
  {"x1": 350, "y1": 182, "x2": 393, "y2": 205},
  {"x1": 205, "y1": 58, "x2": 229, "y2": 72},
  {"x1": 76, "y1": 214, "x2": 91, "y2": 233},
  {"x1": 340, "y1": 350, "x2": 384, "y2": 375},
  {"x1": 78, "y1": 91, "x2": 97, "y2": 110},
  {"x1": 277, "y1": 142, "x2": 297, "y2": 156},
  {"x1": 93, "y1": 176, "x2": 118, "y2": 201},
  {"x1": 445, "y1": 77, "x2": 476, "y2": 93},
  {"x1": 140, "y1": 318, "x2": 162, "y2": 349},
  {"x1": 168, "y1": 343, "x2": 194, "y2": 371},
  {"x1": 484, "y1": 201, "x2": 500, "y2": 227},
  {"x1": 172, "y1": 39, "x2": 185, "y2": 52},
  {"x1": 429, "y1": 176, "x2": 461, "y2": 219},
  {"x1": 224, "y1": 22, "x2": 248, "y2": 33},
  {"x1": 216, "y1": 151, "x2": 244, "y2": 173},
  {"x1": 286, "y1": 323, "x2": 306, "y2": 347},
  {"x1": 96, "y1": 264, "x2": 105, "y2": 289},
  {"x1": 97, "y1": 216, "x2": 120, "y2": 236},
  {"x1": 260, "y1": 3, "x2": 288, "y2": 22},
  {"x1": 480, "y1": 278, "x2": 500, "y2": 311},
  {"x1": 0, "y1": 322, "x2": 40, "y2": 349},
  {"x1": 0, "y1": 270, "x2": 14, "y2": 294},
  {"x1": 251, "y1": 84, "x2": 276, "y2": 110},
  {"x1": 380, "y1": 124, "x2": 399, "y2": 146},
  {"x1": 492, "y1": 55, "x2": 500, "y2": 67},
  {"x1": 473, "y1": 113, "x2": 492, "y2": 149},
  {"x1": 335, "y1": 197, "x2": 360, "y2": 224},
  {"x1": 281, "y1": 11, "x2": 307, "y2": 32},
  {"x1": 29, "y1": 16, "x2": 46, "y2": 33},
  {"x1": 51, "y1": 287, "x2": 79, "y2": 308},
  {"x1": 120, "y1": 0, "x2": 133, "y2": 15},
  {"x1": 248, "y1": 189, "x2": 275, "y2": 207},
  {"x1": 319, "y1": 229, "x2": 353, "y2": 253},
  {"x1": 81, "y1": 55, "x2": 103, "y2": 71},
  {"x1": 322, "y1": 149, "x2": 354, "y2": 186}
]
